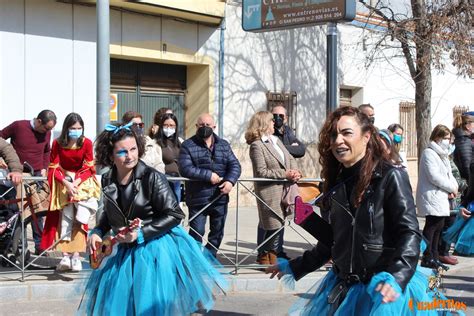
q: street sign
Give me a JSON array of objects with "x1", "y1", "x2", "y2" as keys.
[{"x1": 242, "y1": 0, "x2": 356, "y2": 32}]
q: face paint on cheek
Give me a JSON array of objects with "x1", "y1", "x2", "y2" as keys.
[{"x1": 116, "y1": 149, "x2": 127, "y2": 158}]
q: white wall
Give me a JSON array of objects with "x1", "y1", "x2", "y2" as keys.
[
  {"x1": 223, "y1": 3, "x2": 473, "y2": 144},
  {"x1": 223, "y1": 3, "x2": 328, "y2": 144},
  {"x1": 0, "y1": 0, "x2": 221, "y2": 141},
  {"x1": 1, "y1": 0, "x2": 472, "y2": 144}
]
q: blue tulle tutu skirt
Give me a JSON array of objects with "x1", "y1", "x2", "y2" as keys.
[
  {"x1": 443, "y1": 215, "x2": 474, "y2": 256},
  {"x1": 288, "y1": 266, "x2": 457, "y2": 316},
  {"x1": 78, "y1": 226, "x2": 228, "y2": 316}
]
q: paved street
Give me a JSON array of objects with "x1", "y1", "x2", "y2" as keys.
[{"x1": 0, "y1": 263, "x2": 472, "y2": 316}]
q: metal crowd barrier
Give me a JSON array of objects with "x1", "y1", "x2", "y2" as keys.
[
  {"x1": 171, "y1": 176, "x2": 323, "y2": 274},
  {"x1": 0, "y1": 175, "x2": 322, "y2": 281}
]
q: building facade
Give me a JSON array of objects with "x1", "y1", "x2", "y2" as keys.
[{"x1": 1, "y1": 0, "x2": 473, "y2": 184}]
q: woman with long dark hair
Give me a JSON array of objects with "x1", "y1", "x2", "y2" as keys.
[
  {"x1": 155, "y1": 113, "x2": 182, "y2": 201},
  {"x1": 79, "y1": 124, "x2": 226, "y2": 315},
  {"x1": 40, "y1": 113, "x2": 100, "y2": 272},
  {"x1": 267, "y1": 106, "x2": 432, "y2": 315}
]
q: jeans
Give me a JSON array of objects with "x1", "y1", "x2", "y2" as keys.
[
  {"x1": 168, "y1": 181, "x2": 181, "y2": 202},
  {"x1": 257, "y1": 225, "x2": 284, "y2": 255},
  {"x1": 188, "y1": 203, "x2": 228, "y2": 257}
]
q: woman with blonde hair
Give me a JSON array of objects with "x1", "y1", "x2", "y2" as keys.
[{"x1": 245, "y1": 111, "x2": 301, "y2": 265}]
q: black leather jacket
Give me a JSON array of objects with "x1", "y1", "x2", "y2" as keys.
[
  {"x1": 95, "y1": 160, "x2": 185, "y2": 243},
  {"x1": 290, "y1": 163, "x2": 421, "y2": 291}
]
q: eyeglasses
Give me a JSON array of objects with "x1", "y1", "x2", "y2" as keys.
[
  {"x1": 273, "y1": 114, "x2": 285, "y2": 120},
  {"x1": 163, "y1": 124, "x2": 176, "y2": 128},
  {"x1": 132, "y1": 122, "x2": 145, "y2": 128}
]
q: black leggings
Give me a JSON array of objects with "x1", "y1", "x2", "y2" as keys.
[{"x1": 422, "y1": 215, "x2": 447, "y2": 260}]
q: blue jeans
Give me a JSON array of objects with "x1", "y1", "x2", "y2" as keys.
[
  {"x1": 168, "y1": 181, "x2": 181, "y2": 202},
  {"x1": 257, "y1": 225, "x2": 284, "y2": 255},
  {"x1": 188, "y1": 203, "x2": 228, "y2": 257}
]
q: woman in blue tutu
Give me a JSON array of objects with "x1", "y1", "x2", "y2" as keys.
[
  {"x1": 267, "y1": 106, "x2": 436, "y2": 315},
  {"x1": 78, "y1": 124, "x2": 227, "y2": 316},
  {"x1": 444, "y1": 202, "x2": 474, "y2": 256}
]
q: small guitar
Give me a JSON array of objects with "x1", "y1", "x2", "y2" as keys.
[{"x1": 89, "y1": 218, "x2": 142, "y2": 269}]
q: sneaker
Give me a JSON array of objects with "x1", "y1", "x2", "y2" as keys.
[
  {"x1": 71, "y1": 257, "x2": 82, "y2": 272},
  {"x1": 56, "y1": 256, "x2": 71, "y2": 271}
]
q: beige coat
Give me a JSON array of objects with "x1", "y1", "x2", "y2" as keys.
[{"x1": 249, "y1": 138, "x2": 297, "y2": 230}]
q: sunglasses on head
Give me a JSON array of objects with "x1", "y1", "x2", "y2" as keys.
[{"x1": 132, "y1": 122, "x2": 145, "y2": 128}]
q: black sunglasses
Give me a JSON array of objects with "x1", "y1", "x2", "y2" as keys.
[
  {"x1": 273, "y1": 114, "x2": 285, "y2": 119},
  {"x1": 132, "y1": 122, "x2": 145, "y2": 128}
]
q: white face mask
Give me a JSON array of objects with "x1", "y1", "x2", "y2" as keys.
[
  {"x1": 448, "y1": 144, "x2": 455, "y2": 155},
  {"x1": 163, "y1": 127, "x2": 175, "y2": 138},
  {"x1": 439, "y1": 139, "x2": 450, "y2": 151}
]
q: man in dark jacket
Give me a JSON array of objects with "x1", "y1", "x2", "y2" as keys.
[
  {"x1": 272, "y1": 105, "x2": 306, "y2": 158},
  {"x1": 178, "y1": 114, "x2": 241, "y2": 257}
]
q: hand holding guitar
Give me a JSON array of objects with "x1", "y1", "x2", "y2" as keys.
[
  {"x1": 116, "y1": 230, "x2": 138, "y2": 243},
  {"x1": 89, "y1": 218, "x2": 142, "y2": 269}
]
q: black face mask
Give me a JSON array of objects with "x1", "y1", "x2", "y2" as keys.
[
  {"x1": 368, "y1": 117, "x2": 375, "y2": 125},
  {"x1": 132, "y1": 126, "x2": 144, "y2": 137},
  {"x1": 273, "y1": 114, "x2": 284, "y2": 129},
  {"x1": 196, "y1": 126, "x2": 213, "y2": 139}
]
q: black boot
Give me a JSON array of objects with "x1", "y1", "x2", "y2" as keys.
[{"x1": 421, "y1": 257, "x2": 438, "y2": 269}]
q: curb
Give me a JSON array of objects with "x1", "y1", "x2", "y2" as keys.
[{"x1": 0, "y1": 270, "x2": 325, "y2": 302}]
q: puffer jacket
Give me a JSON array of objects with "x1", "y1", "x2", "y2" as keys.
[
  {"x1": 289, "y1": 162, "x2": 421, "y2": 291},
  {"x1": 416, "y1": 141, "x2": 458, "y2": 217},
  {"x1": 95, "y1": 160, "x2": 184, "y2": 243},
  {"x1": 452, "y1": 127, "x2": 473, "y2": 181},
  {"x1": 178, "y1": 133, "x2": 241, "y2": 207}
]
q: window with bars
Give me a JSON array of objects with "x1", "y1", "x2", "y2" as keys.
[
  {"x1": 339, "y1": 89, "x2": 353, "y2": 107},
  {"x1": 453, "y1": 105, "x2": 470, "y2": 119},
  {"x1": 266, "y1": 91, "x2": 298, "y2": 132},
  {"x1": 399, "y1": 101, "x2": 417, "y2": 158}
]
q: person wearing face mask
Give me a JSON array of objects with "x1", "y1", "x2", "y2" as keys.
[
  {"x1": 416, "y1": 125, "x2": 458, "y2": 269},
  {"x1": 40, "y1": 113, "x2": 101, "y2": 272},
  {"x1": 178, "y1": 113, "x2": 241, "y2": 257},
  {"x1": 388, "y1": 123, "x2": 407, "y2": 169},
  {"x1": 155, "y1": 113, "x2": 183, "y2": 201},
  {"x1": 271, "y1": 105, "x2": 306, "y2": 159},
  {"x1": 358, "y1": 103, "x2": 375, "y2": 125},
  {"x1": 122, "y1": 111, "x2": 165, "y2": 173}
]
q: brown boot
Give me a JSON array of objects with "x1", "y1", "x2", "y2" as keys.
[
  {"x1": 268, "y1": 251, "x2": 278, "y2": 265},
  {"x1": 257, "y1": 252, "x2": 270, "y2": 265}
]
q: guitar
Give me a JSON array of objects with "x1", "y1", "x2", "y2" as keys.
[{"x1": 89, "y1": 218, "x2": 142, "y2": 270}]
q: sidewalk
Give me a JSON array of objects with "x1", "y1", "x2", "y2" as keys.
[{"x1": 0, "y1": 206, "x2": 472, "y2": 302}]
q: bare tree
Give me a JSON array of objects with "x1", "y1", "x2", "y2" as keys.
[{"x1": 359, "y1": 0, "x2": 473, "y2": 158}]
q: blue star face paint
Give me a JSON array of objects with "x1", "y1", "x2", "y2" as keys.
[{"x1": 116, "y1": 149, "x2": 128, "y2": 157}]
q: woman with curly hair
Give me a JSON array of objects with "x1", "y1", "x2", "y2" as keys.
[
  {"x1": 78, "y1": 124, "x2": 227, "y2": 316},
  {"x1": 267, "y1": 106, "x2": 434, "y2": 315}
]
